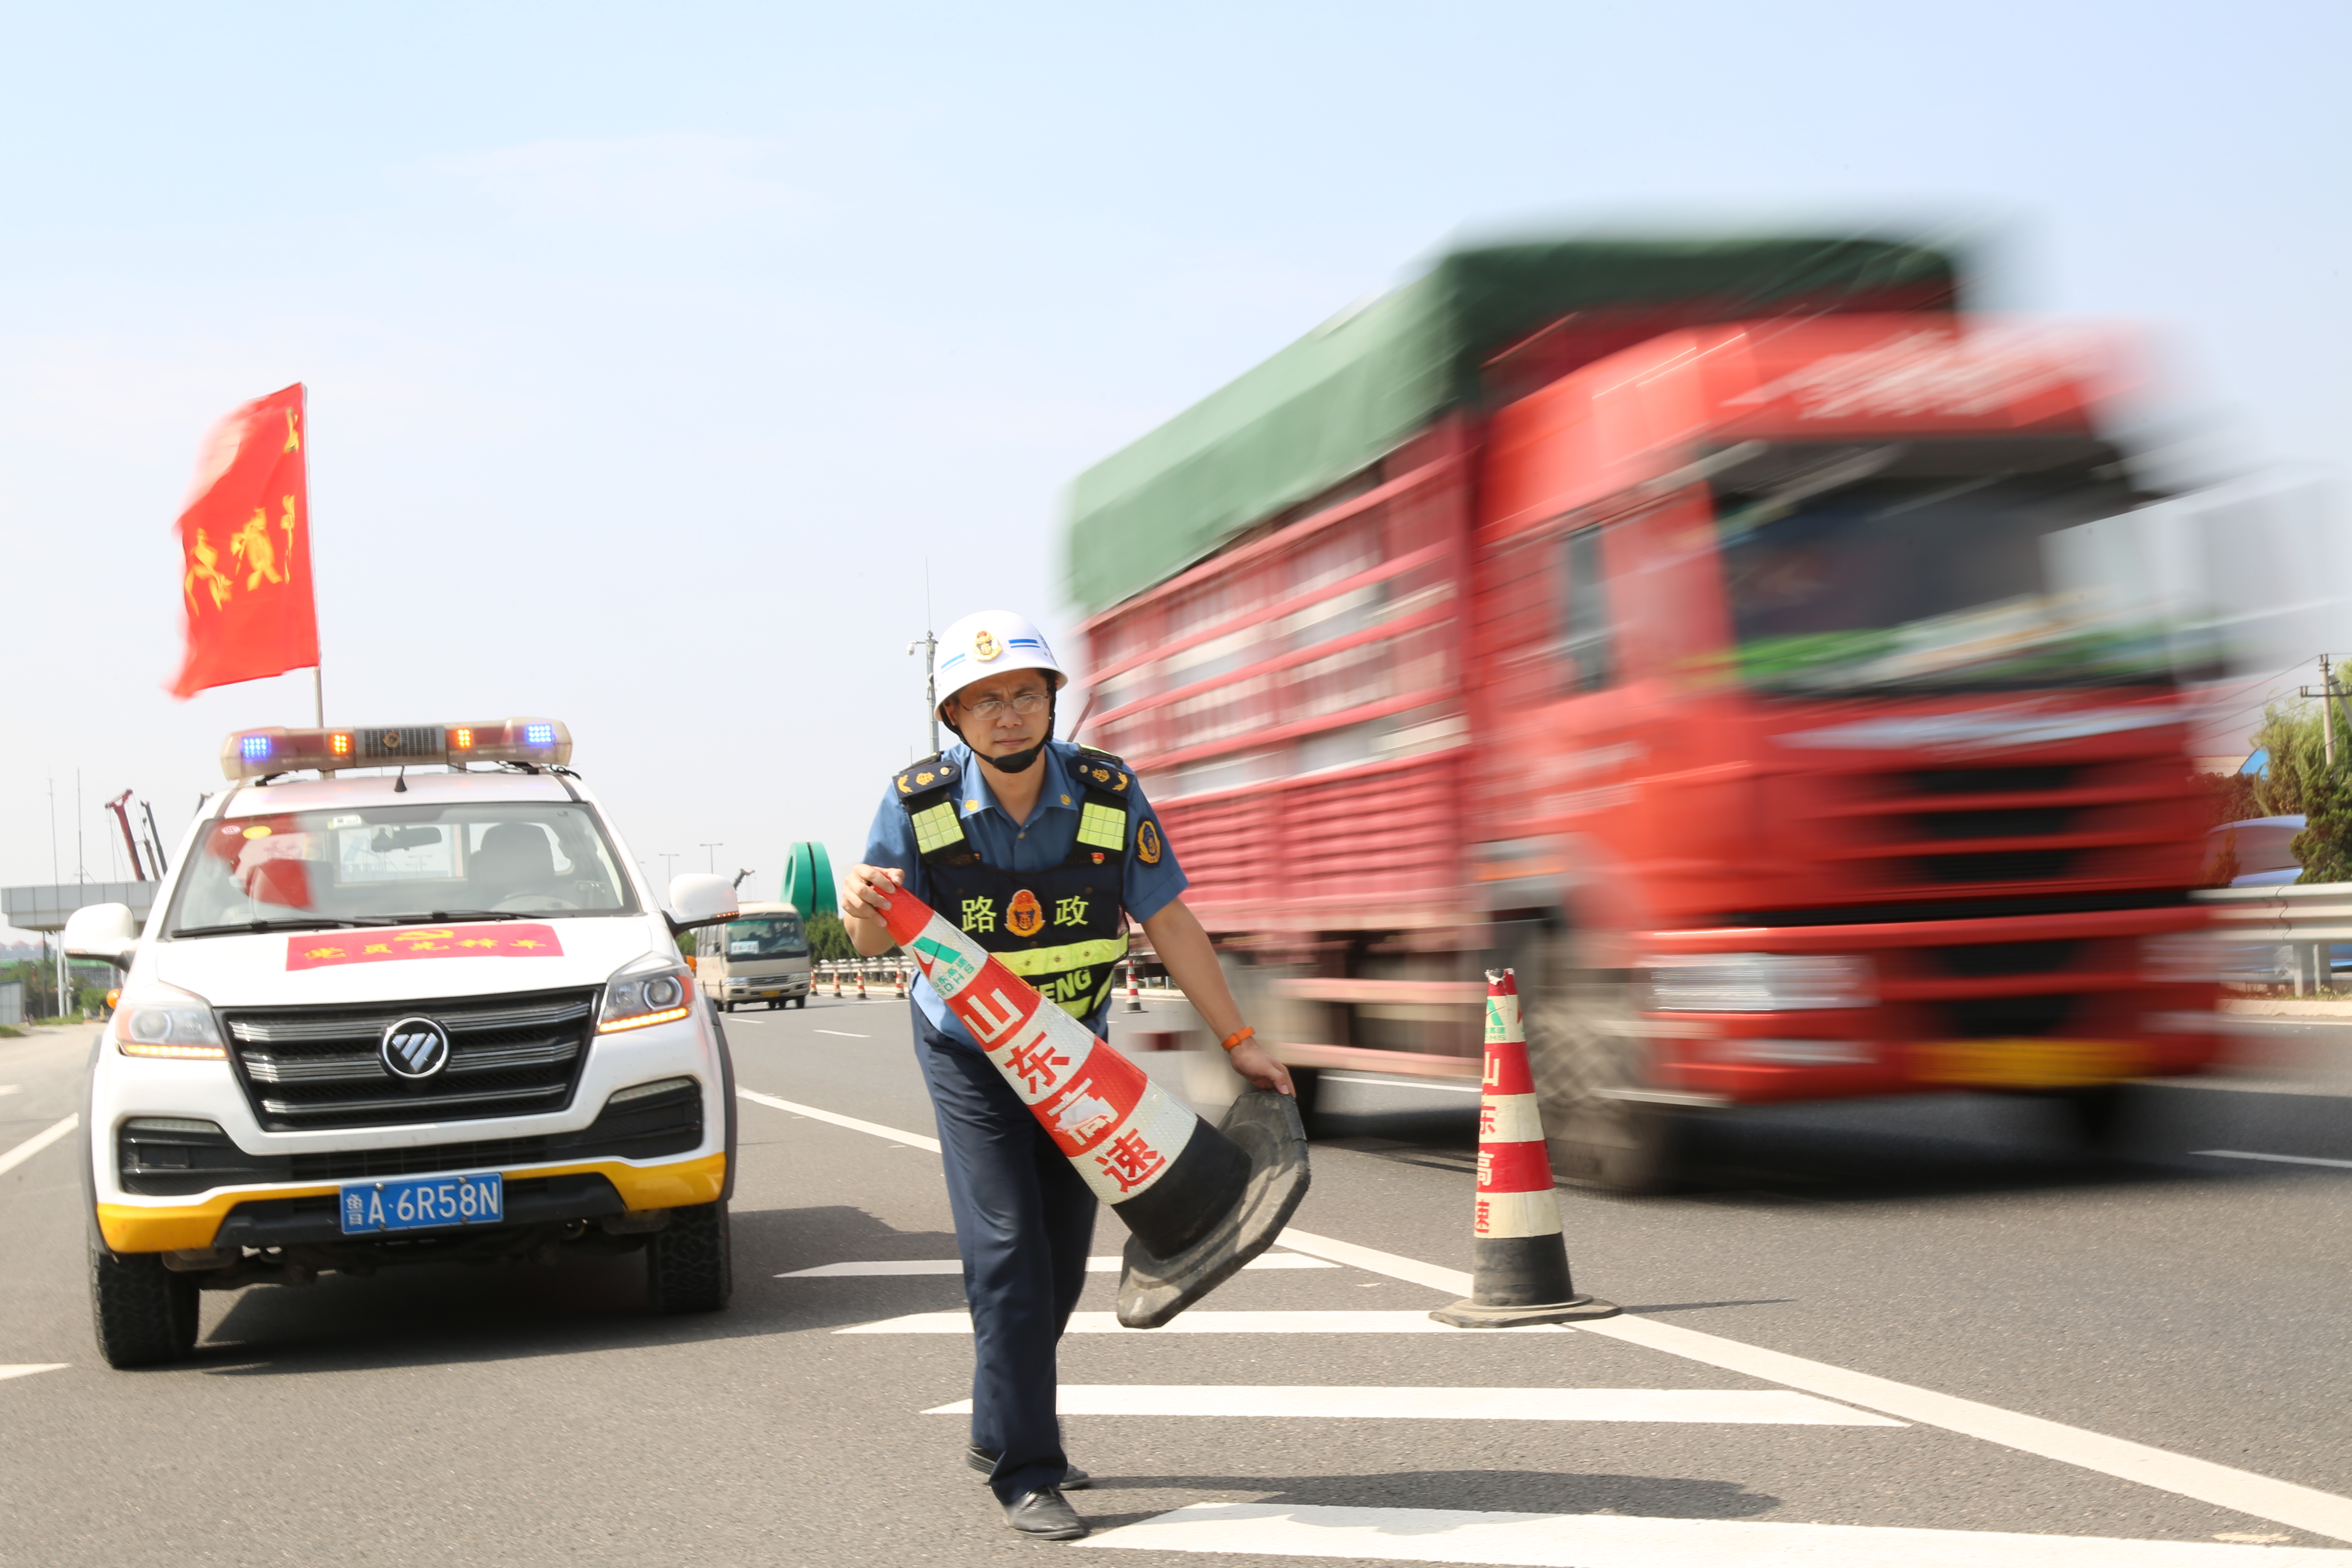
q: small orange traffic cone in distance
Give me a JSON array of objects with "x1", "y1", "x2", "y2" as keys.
[
  {"x1": 856, "y1": 962, "x2": 867, "y2": 1000},
  {"x1": 1432, "y1": 969, "x2": 1617, "y2": 1327},
  {"x1": 895, "y1": 960, "x2": 907, "y2": 999}
]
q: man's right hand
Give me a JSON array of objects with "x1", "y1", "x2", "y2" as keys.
[{"x1": 841, "y1": 864, "x2": 904, "y2": 921}]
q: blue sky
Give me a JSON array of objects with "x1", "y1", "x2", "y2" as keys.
[{"x1": 3, "y1": 2, "x2": 2344, "y2": 924}]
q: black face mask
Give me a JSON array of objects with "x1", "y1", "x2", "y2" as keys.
[{"x1": 945, "y1": 691, "x2": 1055, "y2": 775}]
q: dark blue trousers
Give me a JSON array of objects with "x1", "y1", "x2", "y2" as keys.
[{"x1": 913, "y1": 1005, "x2": 1098, "y2": 1503}]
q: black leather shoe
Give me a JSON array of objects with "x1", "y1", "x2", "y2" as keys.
[
  {"x1": 1002, "y1": 1484, "x2": 1087, "y2": 1540},
  {"x1": 967, "y1": 1443, "x2": 1091, "y2": 1489}
]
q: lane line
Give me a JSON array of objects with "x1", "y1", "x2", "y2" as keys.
[
  {"x1": 1321, "y1": 1073, "x2": 1484, "y2": 1095},
  {"x1": 813, "y1": 1030, "x2": 870, "y2": 1039},
  {"x1": 0, "y1": 1364, "x2": 67, "y2": 1383},
  {"x1": 926, "y1": 1386, "x2": 1902, "y2": 1426},
  {"x1": 1080, "y1": 1503, "x2": 2352, "y2": 1565},
  {"x1": 735, "y1": 1089, "x2": 940, "y2": 1153},
  {"x1": 743, "y1": 1093, "x2": 2352, "y2": 1543},
  {"x1": 0, "y1": 1114, "x2": 78, "y2": 1179},
  {"x1": 784, "y1": 1253, "x2": 1333, "y2": 1278},
  {"x1": 1277, "y1": 1229, "x2": 2352, "y2": 1545},
  {"x1": 2197, "y1": 1149, "x2": 2352, "y2": 1171},
  {"x1": 841, "y1": 1310, "x2": 1569, "y2": 1335}
]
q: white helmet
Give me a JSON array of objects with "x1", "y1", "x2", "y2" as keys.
[{"x1": 933, "y1": 609, "x2": 1070, "y2": 715}]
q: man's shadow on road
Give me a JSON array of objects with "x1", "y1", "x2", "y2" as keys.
[{"x1": 1078, "y1": 1468, "x2": 1781, "y2": 1528}]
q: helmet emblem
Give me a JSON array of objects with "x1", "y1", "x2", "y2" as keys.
[
  {"x1": 380, "y1": 1016, "x2": 452, "y2": 1080},
  {"x1": 973, "y1": 629, "x2": 1004, "y2": 662}
]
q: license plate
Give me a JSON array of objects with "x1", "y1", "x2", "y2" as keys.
[
  {"x1": 1913, "y1": 1039, "x2": 2140, "y2": 1089},
  {"x1": 339, "y1": 1172, "x2": 503, "y2": 1234}
]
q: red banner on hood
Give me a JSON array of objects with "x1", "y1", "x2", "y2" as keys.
[{"x1": 285, "y1": 924, "x2": 565, "y2": 970}]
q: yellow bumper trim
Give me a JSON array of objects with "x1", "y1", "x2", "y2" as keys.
[{"x1": 96, "y1": 1151, "x2": 728, "y2": 1255}]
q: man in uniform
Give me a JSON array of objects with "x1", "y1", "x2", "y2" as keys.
[{"x1": 842, "y1": 609, "x2": 1291, "y2": 1542}]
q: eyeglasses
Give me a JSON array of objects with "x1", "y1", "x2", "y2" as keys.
[{"x1": 960, "y1": 690, "x2": 1049, "y2": 720}]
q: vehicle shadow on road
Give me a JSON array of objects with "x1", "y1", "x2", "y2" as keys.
[
  {"x1": 1079, "y1": 1468, "x2": 1781, "y2": 1524},
  {"x1": 189, "y1": 1203, "x2": 974, "y2": 1375}
]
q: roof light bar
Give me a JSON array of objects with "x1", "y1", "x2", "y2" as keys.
[{"x1": 219, "y1": 719, "x2": 572, "y2": 779}]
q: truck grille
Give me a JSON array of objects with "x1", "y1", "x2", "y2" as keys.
[{"x1": 219, "y1": 987, "x2": 597, "y2": 1131}]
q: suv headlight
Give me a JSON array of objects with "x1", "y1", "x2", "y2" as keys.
[
  {"x1": 110, "y1": 982, "x2": 228, "y2": 1059},
  {"x1": 599, "y1": 951, "x2": 696, "y2": 1034},
  {"x1": 1647, "y1": 953, "x2": 1873, "y2": 1012}
]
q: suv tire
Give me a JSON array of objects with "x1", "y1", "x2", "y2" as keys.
[
  {"x1": 90, "y1": 1242, "x2": 199, "y2": 1368},
  {"x1": 646, "y1": 1200, "x2": 732, "y2": 1313}
]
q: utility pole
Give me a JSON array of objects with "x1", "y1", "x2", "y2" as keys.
[
  {"x1": 700, "y1": 842, "x2": 722, "y2": 874},
  {"x1": 909, "y1": 628, "x2": 939, "y2": 757},
  {"x1": 2326, "y1": 655, "x2": 2336, "y2": 771},
  {"x1": 659, "y1": 852, "x2": 679, "y2": 889}
]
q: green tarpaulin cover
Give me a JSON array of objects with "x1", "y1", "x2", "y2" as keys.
[{"x1": 1063, "y1": 236, "x2": 1957, "y2": 612}]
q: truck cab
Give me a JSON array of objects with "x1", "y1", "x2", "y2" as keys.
[
  {"x1": 696, "y1": 900, "x2": 812, "y2": 1011},
  {"x1": 66, "y1": 717, "x2": 743, "y2": 1367}
]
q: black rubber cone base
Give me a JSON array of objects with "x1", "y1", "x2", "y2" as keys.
[
  {"x1": 1429, "y1": 1293, "x2": 1619, "y2": 1328},
  {"x1": 1116, "y1": 1090, "x2": 1310, "y2": 1329}
]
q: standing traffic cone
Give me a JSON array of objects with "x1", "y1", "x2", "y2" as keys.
[
  {"x1": 830, "y1": 962, "x2": 842, "y2": 998},
  {"x1": 868, "y1": 880, "x2": 1309, "y2": 1328},
  {"x1": 856, "y1": 962, "x2": 867, "y2": 1000},
  {"x1": 1124, "y1": 959, "x2": 1143, "y2": 1012},
  {"x1": 894, "y1": 960, "x2": 908, "y2": 999},
  {"x1": 1431, "y1": 970, "x2": 1616, "y2": 1327}
]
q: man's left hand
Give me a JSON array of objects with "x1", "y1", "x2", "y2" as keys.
[{"x1": 1225, "y1": 1038, "x2": 1294, "y2": 1096}]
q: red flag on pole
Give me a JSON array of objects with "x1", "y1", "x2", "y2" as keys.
[{"x1": 169, "y1": 383, "x2": 318, "y2": 700}]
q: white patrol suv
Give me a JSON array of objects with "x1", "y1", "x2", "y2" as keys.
[{"x1": 63, "y1": 717, "x2": 742, "y2": 1368}]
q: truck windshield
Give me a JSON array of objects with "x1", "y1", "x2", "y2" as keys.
[
  {"x1": 723, "y1": 917, "x2": 807, "y2": 960},
  {"x1": 1710, "y1": 450, "x2": 2190, "y2": 693},
  {"x1": 168, "y1": 802, "x2": 638, "y2": 935}
]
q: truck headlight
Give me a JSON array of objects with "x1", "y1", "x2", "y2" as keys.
[
  {"x1": 110, "y1": 982, "x2": 228, "y2": 1059},
  {"x1": 1646, "y1": 953, "x2": 1873, "y2": 1011},
  {"x1": 599, "y1": 951, "x2": 697, "y2": 1033}
]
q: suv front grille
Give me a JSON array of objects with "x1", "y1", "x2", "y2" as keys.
[{"x1": 219, "y1": 987, "x2": 597, "y2": 1131}]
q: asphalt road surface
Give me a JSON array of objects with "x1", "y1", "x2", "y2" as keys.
[{"x1": 4, "y1": 1000, "x2": 2351, "y2": 1566}]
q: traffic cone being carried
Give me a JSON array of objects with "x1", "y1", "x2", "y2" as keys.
[
  {"x1": 868, "y1": 880, "x2": 1309, "y2": 1327},
  {"x1": 1431, "y1": 969, "x2": 1617, "y2": 1327}
]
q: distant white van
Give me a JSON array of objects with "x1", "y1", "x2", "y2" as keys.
[{"x1": 695, "y1": 901, "x2": 812, "y2": 1011}]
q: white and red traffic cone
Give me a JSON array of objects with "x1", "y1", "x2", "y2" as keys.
[
  {"x1": 1123, "y1": 959, "x2": 1143, "y2": 1013},
  {"x1": 830, "y1": 963, "x2": 842, "y2": 998},
  {"x1": 894, "y1": 960, "x2": 908, "y2": 999},
  {"x1": 870, "y1": 880, "x2": 1309, "y2": 1327},
  {"x1": 1431, "y1": 969, "x2": 1616, "y2": 1327},
  {"x1": 856, "y1": 962, "x2": 868, "y2": 1000}
]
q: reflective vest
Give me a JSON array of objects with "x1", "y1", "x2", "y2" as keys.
[{"x1": 893, "y1": 746, "x2": 1134, "y2": 1022}]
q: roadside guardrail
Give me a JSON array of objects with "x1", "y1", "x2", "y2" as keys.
[{"x1": 2196, "y1": 883, "x2": 2352, "y2": 995}]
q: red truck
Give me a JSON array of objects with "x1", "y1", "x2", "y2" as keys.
[{"x1": 1066, "y1": 237, "x2": 2220, "y2": 1191}]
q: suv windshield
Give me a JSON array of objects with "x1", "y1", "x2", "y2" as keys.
[
  {"x1": 723, "y1": 917, "x2": 807, "y2": 960},
  {"x1": 1710, "y1": 447, "x2": 2196, "y2": 693},
  {"x1": 168, "y1": 802, "x2": 638, "y2": 935}
]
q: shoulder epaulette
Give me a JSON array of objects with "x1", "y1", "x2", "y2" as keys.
[
  {"x1": 1070, "y1": 746, "x2": 1131, "y2": 796},
  {"x1": 894, "y1": 754, "x2": 961, "y2": 796}
]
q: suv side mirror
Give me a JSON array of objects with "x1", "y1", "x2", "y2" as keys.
[
  {"x1": 667, "y1": 874, "x2": 739, "y2": 932},
  {"x1": 63, "y1": 902, "x2": 140, "y2": 969}
]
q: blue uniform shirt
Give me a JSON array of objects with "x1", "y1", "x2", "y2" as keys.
[{"x1": 861, "y1": 739, "x2": 1188, "y2": 1048}]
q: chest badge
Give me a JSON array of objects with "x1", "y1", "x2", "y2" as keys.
[
  {"x1": 1006, "y1": 888, "x2": 1045, "y2": 938},
  {"x1": 1137, "y1": 819, "x2": 1163, "y2": 865}
]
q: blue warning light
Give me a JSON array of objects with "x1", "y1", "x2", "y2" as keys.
[
  {"x1": 524, "y1": 723, "x2": 555, "y2": 747},
  {"x1": 240, "y1": 735, "x2": 273, "y2": 763}
]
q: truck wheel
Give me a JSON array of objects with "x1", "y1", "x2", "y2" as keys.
[
  {"x1": 1519, "y1": 932, "x2": 1684, "y2": 1196},
  {"x1": 2049, "y1": 1084, "x2": 2130, "y2": 1149},
  {"x1": 646, "y1": 1201, "x2": 733, "y2": 1314},
  {"x1": 89, "y1": 1241, "x2": 199, "y2": 1368}
]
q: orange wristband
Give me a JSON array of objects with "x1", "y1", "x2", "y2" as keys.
[{"x1": 1220, "y1": 1026, "x2": 1254, "y2": 1053}]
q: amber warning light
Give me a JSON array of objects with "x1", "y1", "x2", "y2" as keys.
[{"x1": 219, "y1": 718, "x2": 572, "y2": 779}]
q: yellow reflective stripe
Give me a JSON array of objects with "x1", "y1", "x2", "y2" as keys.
[
  {"x1": 911, "y1": 801, "x2": 965, "y2": 855},
  {"x1": 993, "y1": 936, "x2": 1129, "y2": 978},
  {"x1": 1076, "y1": 801, "x2": 1127, "y2": 851},
  {"x1": 1053, "y1": 971, "x2": 1119, "y2": 1019}
]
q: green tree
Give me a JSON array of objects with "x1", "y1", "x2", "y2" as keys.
[{"x1": 2245, "y1": 700, "x2": 2352, "y2": 884}]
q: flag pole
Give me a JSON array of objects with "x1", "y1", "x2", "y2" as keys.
[{"x1": 312, "y1": 665, "x2": 323, "y2": 726}]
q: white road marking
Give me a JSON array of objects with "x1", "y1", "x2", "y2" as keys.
[
  {"x1": 735, "y1": 1089, "x2": 940, "y2": 1153},
  {"x1": 1080, "y1": 1503, "x2": 2352, "y2": 1565},
  {"x1": 2197, "y1": 1149, "x2": 2352, "y2": 1171},
  {"x1": 784, "y1": 1253, "x2": 1333, "y2": 1278},
  {"x1": 1276, "y1": 1229, "x2": 2352, "y2": 1545},
  {"x1": 0, "y1": 1114, "x2": 78, "y2": 1179},
  {"x1": 842, "y1": 1310, "x2": 1571, "y2": 1335},
  {"x1": 0, "y1": 1364, "x2": 67, "y2": 1383},
  {"x1": 1322, "y1": 1073, "x2": 1485, "y2": 1095},
  {"x1": 752, "y1": 1094, "x2": 2352, "y2": 1544},
  {"x1": 813, "y1": 1030, "x2": 869, "y2": 1039},
  {"x1": 925, "y1": 1386, "x2": 1900, "y2": 1426}
]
